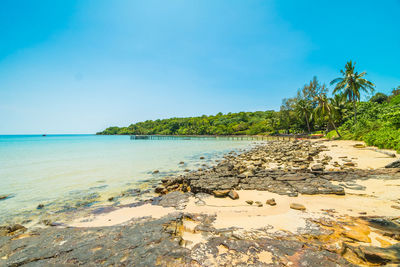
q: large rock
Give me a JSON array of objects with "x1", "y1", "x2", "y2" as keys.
[
  {"x1": 228, "y1": 190, "x2": 239, "y2": 200},
  {"x1": 345, "y1": 243, "x2": 400, "y2": 264},
  {"x1": 386, "y1": 159, "x2": 400, "y2": 168},
  {"x1": 213, "y1": 190, "x2": 230, "y2": 198}
]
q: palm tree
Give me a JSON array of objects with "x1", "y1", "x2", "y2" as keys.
[
  {"x1": 314, "y1": 93, "x2": 341, "y2": 137},
  {"x1": 295, "y1": 99, "x2": 312, "y2": 133},
  {"x1": 330, "y1": 93, "x2": 348, "y2": 124},
  {"x1": 330, "y1": 61, "x2": 375, "y2": 124}
]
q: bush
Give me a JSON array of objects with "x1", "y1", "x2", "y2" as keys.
[
  {"x1": 370, "y1": 92, "x2": 388, "y2": 104},
  {"x1": 390, "y1": 94, "x2": 400, "y2": 105},
  {"x1": 364, "y1": 126, "x2": 400, "y2": 152}
]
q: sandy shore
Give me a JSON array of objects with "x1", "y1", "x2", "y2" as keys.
[
  {"x1": 70, "y1": 140, "x2": 400, "y2": 250},
  {"x1": 318, "y1": 139, "x2": 399, "y2": 169}
]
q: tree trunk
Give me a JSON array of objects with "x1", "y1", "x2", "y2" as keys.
[
  {"x1": 353, "y1": 100, "x2": 357, "y2": 125},
  {"x1": 305, "y1": 113, "x2": 311, "y2": 133},
  {"x1": 330, "y1": 119, "x2": 341, "y2": 138}
]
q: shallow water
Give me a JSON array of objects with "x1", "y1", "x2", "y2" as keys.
[{"x1": 0, "y1": 135, "x2": 253, "y2": 223}]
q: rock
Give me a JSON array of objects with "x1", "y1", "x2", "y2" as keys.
[
  {"x1": 153, "y1": 170, "x2": 160, "y2": 174},
  {"x1": 227, "y1": 190, "x2": 239, "y2": 200},
  {"x1": 155, "y1": 186, "x2": 165, "y2": 194},
  {"x1": 343, "y1": 162, "x2": 355, "y2": 167},
  {"x1": 8, "y1": 224, "x2": 26, "y2": 233},
  {"x1": 353, "y1": 143, "x2": 366, "y2": 148},
  {"x1": 255, "y1": 201, "x2": 263, "y2": 207},
  {"x1": 158, "y1": 191, "x2": 192, "y2": 210},
  {"x1": 37, "y1": 204, "x2": 44, "y2": 209},
  {"x1": 311, "y1": 164, "x2": 324, "y2": 172},
  {"x1": 200, "y1": 157, "x2": 205, "y2": 159},
  {"x1": 108, "y1": 197, "x2": 114, "y2": 201},
  {"x1": 386, "y1": 159, "x2": 400, "y2": 168},
  {"x1": 345, "y1": 243, "x2": 400, "y2": 265},
  {"x1": 290, "y1": 203, "x2": 306, "y2": 211},
  {"x1": 342, "y1": 230, "x2": 371, "y2": 243},
  {"x1": 184, "y1": 169, "x2": 190, "y2": 172},
  {"x1": 391, "y1": 205, "x2": 400, "y2": 210},
  {"x1": 266, "y1": 198, "x2": 276, "y2": 206},
  {"x1": 213, "y1": 190, "x2": 230, "y2": 198},
  {"x1": 276, "y1": 173, "x2": 310, "y2": 181},
  {"x1": 179, "y1": 161, "x2": 184, "y2": 164},
  {"x1": 245, "y1": 200, "x2": 254, "y2": 205}
]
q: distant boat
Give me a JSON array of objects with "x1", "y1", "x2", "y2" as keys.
[{"x1": 42, "y1": 134, "x2": 46, "y2": 137}]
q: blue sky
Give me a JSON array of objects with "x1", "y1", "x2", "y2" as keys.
[{"x1": 1, "y1": 0, "x2": 399, "y2": 134}]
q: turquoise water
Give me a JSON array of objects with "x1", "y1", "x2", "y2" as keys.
[{"x1": 0, "y1": 135, "x2": 253, "y2": 222}]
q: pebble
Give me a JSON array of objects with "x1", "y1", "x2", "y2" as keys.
[
  {"x1": 255, "y1": 201, "x2": 263, "y2": 207},
  {"x1": 246, "y1": 200, "x2": 254, "y2": 205},
  {"x1": 290, "y1": 203, "x2": 306, "y2": 211},
  {"x1": 266, "y1": 198, "x2": 276, "y2": 206}
]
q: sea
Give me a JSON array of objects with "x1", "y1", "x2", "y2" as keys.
[{"x1": 0, "y1": 134, "x2": 254, "y2": 223}]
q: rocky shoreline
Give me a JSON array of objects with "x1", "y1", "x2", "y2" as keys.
[{"x1": 1, "y1": 140, "x2": 400, "y2": 266}]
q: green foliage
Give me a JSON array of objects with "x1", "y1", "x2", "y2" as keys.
[
  {"x1": 97, "y1": 111, "x2": 278, "y2": 135},
  {"x1": 364, "y1": 126, "x2": 400, "y2": 152},
  {"x1": 390, "y1": 94, "x2": 400, "y2": 105},
  {"x1": 97, "y1": 62, "x2": 400, "y2": 153},
  {"x1": 369, "y1": 92, "x2": 388, "y2": 104},
  {"x1": 326, "y1": 130, "x2": 339, "y2": 139}
]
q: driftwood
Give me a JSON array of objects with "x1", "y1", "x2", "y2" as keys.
[{"x1": 365, "y1": 147, "x2": 396, "y2": 158}]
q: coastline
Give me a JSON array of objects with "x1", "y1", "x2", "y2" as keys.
[{"x1": 2, "y1": 139, "x2": 400, "y2": 266}]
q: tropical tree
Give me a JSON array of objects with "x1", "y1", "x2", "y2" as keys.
[
  {"x1": 314, "y1": 93, "x2": 341, "y2": 137},
  {"x1": 330, "y1": 93, "x2": 348, "y2": 124},
  {"x1": 295, "y1": 99, "x2": 312, "y2": 133},
  {"x1": 330, "y1": 61, "x2": 375, "y2": 124}
]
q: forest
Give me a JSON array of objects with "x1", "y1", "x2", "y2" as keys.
[{"x1": 98, "y1": 61, "x2": 400, "y2": 152}]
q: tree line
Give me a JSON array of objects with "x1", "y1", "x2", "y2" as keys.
[{"x1": 98, "y1": 61, "x2": 400, "y2": 151}]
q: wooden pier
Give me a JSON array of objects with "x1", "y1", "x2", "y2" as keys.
[{"x1": 130, "y1": 135, "x2": 302, "y2": 141}]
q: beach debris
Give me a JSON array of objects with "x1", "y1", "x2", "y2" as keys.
[
  {"x1": 213, "y1": 190, "x2": 230, "y2": 198},
  {"x1": 255, "y1": 201, "x2": 263, "y2": 207},
  {"x1": 36, "y1": 204, "x2": 44, "y2": 209},
  {"x1": 184, "y1": 169, "x2": 190, "y2": 172},
  {"x1": 245, "y1": 200, "x2": 254, "y2": 205},
  {"x1": 228, "y1": 190, "x2": 239, "y2": 200},
  {"x1": 179, "y1": 161, "x2": 184, "y2": 164},
  {"x1": 199, "y1": 156, "x2": 205, "y2": 159},
  {"x1": 290, "y1": 203, "x2": 306, "y2": 211},
  {"x1": 266, "y1": 198, "x2": 276, "y2": 206},
  {"x1": 153, "y1": 170, "x2": 160, "y2": 174},
  {"x1": 108, "y1": 197, "x2": 114, "y2": 201}
]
